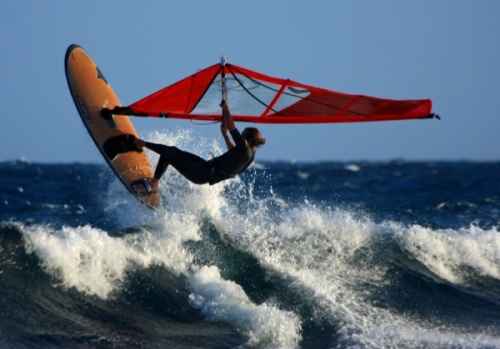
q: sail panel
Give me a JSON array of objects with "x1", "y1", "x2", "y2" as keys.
[{"x1": 125, "y1": 63, "x2": 433, "y2": 124}]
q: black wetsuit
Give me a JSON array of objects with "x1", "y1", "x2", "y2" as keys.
[{"x1": 145, "y1": 129, "x2": 255, "y2": 185}]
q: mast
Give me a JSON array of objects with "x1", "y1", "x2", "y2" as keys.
[
  {"x1": 220, "y1": 55, "x2": 227, "y2": 126},
  {"x1": 220, "y1": 55, "x2": 227, "y2": 101}
]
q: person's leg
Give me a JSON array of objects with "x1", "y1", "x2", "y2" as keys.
[{"x1": 141, "y1": 141, "x2": 212, "y2": 184}]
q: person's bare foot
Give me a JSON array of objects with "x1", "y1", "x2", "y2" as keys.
[{"x1": 150, "y1": 177, "x2": 159, "y2": 192}]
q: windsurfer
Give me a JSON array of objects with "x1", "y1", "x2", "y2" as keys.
[{"x1": 132, "y1": 100, "x2": 265, "y2": 191}]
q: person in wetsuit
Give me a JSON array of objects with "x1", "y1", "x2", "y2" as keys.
[{"x1": 133, "y1": 100, "x2": 266, "y2": 192}]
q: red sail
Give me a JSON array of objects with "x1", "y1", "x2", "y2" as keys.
[{"x1": 124, "y1": 63, "x2": 434, "y2": 124}]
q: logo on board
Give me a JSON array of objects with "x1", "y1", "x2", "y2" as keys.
[{"x1": 75, "y1": 95, "x2": 92, "y2": 123}]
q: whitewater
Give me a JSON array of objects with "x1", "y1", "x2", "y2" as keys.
[{"x1": 1, "y1": 130, "x2": 499, "y2": 348}]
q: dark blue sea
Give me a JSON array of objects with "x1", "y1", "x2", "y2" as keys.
[{"x1": 1, "y1": 137, "x2": 500, "y2": 348}]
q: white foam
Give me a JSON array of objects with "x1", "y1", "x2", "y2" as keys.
[
  {"x1": 16, "y1": 129, "x2": 500, "y2": 347},
  {"x1": 187, "y1": 265, "x2": 301, "y2": 348},
  {"x1": 20, "y1": 216, "x2": 199, "y2": 298},
  {"x1": 344, "y1": 163, "x2": 361, "y2": 172},
  {"x1": 17, "y1": 129, "x2": 302, "y2": 347},
  {"x1": 23, "y1": 224, "x2": 134, "y2": 298},
  {"x1": 394, "y1": 222, "x2": 500, "y2": 284},
  {"x1": 102, "y1": 128, "x2": 228, "y2": 224},
  {"x1": 207, "y1": 195, "x2": 500, "y2": 348},
  {"x1": 139, "y1": 130, "x2": 302, "y2": 346}
]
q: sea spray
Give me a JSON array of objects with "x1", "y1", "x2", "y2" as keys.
[
  {"x1": 394, "y1": 222, "x2": 500, "y2": 289},
  {"x1": 21, "y1": 210, "x2": 200, "y2": 298},
  {"x1": 206, "y1": 189, "x2": 500, "y2": 347},
  {"x1": 23, "y1": 223, "x2": 131, "y2": 298},
  {"x1": 187, "y1": 265, "x2": 301, "y2": 348},
  {"x1": 6, "y1": 139, "x2": 499, "y2": 348}
]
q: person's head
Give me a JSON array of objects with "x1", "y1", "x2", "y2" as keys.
[{"x1": 242, "y1": 127, "x2": 266, "y2": 148}]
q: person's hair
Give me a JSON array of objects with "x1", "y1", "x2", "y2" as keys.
[{"x1": 242, "y1": 127, "x2": 266, "y2": 148}]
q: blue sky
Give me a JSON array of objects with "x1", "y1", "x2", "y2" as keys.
[{"x1": 1, "y1": 1, "x2": 499, "y2": 163}]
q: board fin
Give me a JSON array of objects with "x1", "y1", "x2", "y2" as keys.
[{"x1": 103, "y1": 134, "x2": 141, "y2": 161}]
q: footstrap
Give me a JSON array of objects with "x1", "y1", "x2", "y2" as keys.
[{"x1": 103, "y1": 134, "x2": 141, "y2": 161}]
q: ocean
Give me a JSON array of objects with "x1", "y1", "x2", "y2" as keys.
[{"x1": 1, "y1": 133, "x2": 499, "y2": 348}]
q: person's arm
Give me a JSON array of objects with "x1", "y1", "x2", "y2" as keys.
[
  {"x1": 221, "y1": 123, "x2": 235, "y2": 150},
  {"x1": 220, "y1": 100, "x2": 236, "y2": 131},
  {"x1": 220, "y1": 100, "x2": 236, "y2": 150},
  {"x1": 154, "y1": 156, "x2": 169, "y2": 180}
]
